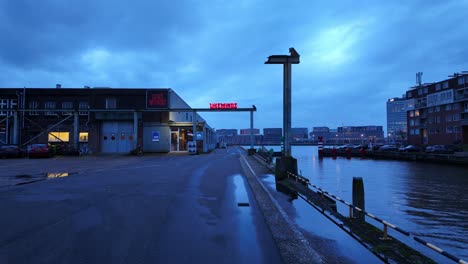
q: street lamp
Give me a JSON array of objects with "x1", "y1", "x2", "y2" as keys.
[
  {"x1": 361, "y1": 134, "x2": 364, "y2": 144},
  {"x1": 265, "y1": 48, "x2": 300, "y2": 157}
]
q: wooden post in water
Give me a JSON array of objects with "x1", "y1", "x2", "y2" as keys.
[{"x1": 352, "y1": 177, "x2": 365, "y2": 221}]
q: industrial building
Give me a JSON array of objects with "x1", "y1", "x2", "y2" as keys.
[{"x1": 0, "y1": 87, "x2": 216, "y2": 154}]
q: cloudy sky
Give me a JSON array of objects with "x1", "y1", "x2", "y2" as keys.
[{"x1": 1, "y1": 0, "x2": 467, "y2": 134}]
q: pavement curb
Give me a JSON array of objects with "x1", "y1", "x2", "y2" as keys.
[{"x1": 239, "y1": 151, "x2": 324, "y2": 264}]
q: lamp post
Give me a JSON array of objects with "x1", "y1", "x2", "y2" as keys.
[
  {"x1": 265, "y1": 48, "x2": 300, "y2": 157},
  {"x1": 266, "y1": 48, "x2": 300, "y2": 183}
]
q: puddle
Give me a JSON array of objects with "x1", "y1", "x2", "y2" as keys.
[
  {"x1": 15, "y1": 174, "x2": 33, "y2": 179},
  {"x1": 46, "y1": 172, "x2": 70, "y2": 179},
  {"x1": 9, "y1": 172, "x2": 78, "y2": 186},
  {"x1": 232, "y1": 174, "x2": 261, "y2": 263}
]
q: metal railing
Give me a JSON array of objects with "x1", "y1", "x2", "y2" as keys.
[{"x1": 285, "y1": 171, "x2": 467, "y2": 264}]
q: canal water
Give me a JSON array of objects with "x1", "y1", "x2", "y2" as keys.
[{"x1": 277, "y1": 145, "x2": 467, "y2": 263}]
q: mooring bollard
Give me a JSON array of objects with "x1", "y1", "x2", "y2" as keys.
[{"x1": 352, "y1": 177, "x2": 365, "y2": 221}]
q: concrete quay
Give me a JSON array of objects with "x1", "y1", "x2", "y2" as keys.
[{"x1": 0, "y1": 147, "x2": 338, "y2": 264}]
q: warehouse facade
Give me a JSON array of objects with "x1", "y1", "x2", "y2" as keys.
[{"x1": 0, "y1": 87, "x2": 216, "y2": 154}]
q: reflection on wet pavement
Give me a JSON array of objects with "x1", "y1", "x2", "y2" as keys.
[{"x1": 232, "y1": 174, "x2": 261, "y2": 263}]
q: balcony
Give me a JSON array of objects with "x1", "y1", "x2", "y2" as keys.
[{"x1": 415, "y1": 102, "x2": 427, "y2": 108}]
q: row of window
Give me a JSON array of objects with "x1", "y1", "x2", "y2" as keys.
[
  {"x1": 409, "y1": 126, "x2": 461, "y2": 135},
  {"x1": 48, "y1": 132, "x2": 88, "y2": 142},
  {"x1": 408, "y1": 76, "x2": 467, "y2": 98},
  {"x1": 409, "y1": 103, "x2": 461, "y2": 117},
  {"x1": 409, "y1": 114, "x2": 462, "y2": 126},
  {"x1": 29, "y1": 101, "x2": 89, "y2": 115}
]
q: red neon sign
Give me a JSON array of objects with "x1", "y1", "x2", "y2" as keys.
[{"x1": 209, "y1": 103, "x2": 238, "y2": 109}]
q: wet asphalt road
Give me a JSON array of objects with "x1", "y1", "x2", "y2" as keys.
[{"x1": 0, "y1": 149, "x2": 283, "y2": 264}]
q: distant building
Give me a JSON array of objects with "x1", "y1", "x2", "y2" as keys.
[
  {"x1": 290, "y1": 127, "x2": 308, "y2": 141},
  {"x1": 405, "y1": 73, "x2": 468, "y2": 146},
  {"x1": 216, "y1": 129, "x2": 238, "y2": 136},
  {"x1": 336, "y1": 126, "x2": 384, "y2": 144},
  {"x1": 263, "y1": 128, "x2": 282, "y2": 144},
  {"x1": 310, "y1": 127, "x2": 330, "y2": 143},
  {"x1": 240, "y1": 128, "x2": 260, "y2": 135},
  {"x1": 386, "y1": 96, "x2": 415, "y2": 143},
  {"x1": 217, "y1": 128, "x2": 262, "y2": 145}
]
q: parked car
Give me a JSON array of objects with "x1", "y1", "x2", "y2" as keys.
[
  {"x1": 426, "y1": 145, "x2": 453, "y2": 154},
  {"x1": 378, "y1": 145, "x2": 398, "y2": 152},
  {"x1": 399, "y1": 145, "x2": 422, "y2": 152},
  {"x1": 0, "y1": 145, "x2": 24, "y2": 158},
  {"x1": 28, "y1": 144, "x2": 52, "y2": 158},
  {"x1": 371, "y1": 143, "x2": 384, "y2": 151},
  {"x1": 337, "y1": 144, "x2": 355, "y2": 149}
]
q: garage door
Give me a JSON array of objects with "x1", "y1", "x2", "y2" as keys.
[{"x1": 101, "y1": 121, "x2": 134, "y2": 153}]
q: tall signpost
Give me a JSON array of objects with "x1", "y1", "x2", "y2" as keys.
[{"x1": 266, "y1": 48, "x2": 300, "y2": 181}]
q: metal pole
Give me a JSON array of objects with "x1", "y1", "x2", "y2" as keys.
[
  {"x1": 250, "y1": 110, "x2": 254, "y2": 149},
  {"x1": 13, "y1": 111, "x2": 18, "y2": 144},
  {"x1": 193, "y1": 111, "x2": 197, "y2": 152},
  {"x1": 74, "y1": 111, "x2": 79, "y2": 150},
  {"x1": 284, "y1": 62, "x2": 292, "y2": 157},
  {"x1": 133, "y1": 111, "x2": 138, "y2": 149}
]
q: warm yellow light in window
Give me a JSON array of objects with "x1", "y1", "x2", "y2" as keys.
[
  {"x1": 48, "y1": 132, "x2": 69, "y2": 142},
  {"x1": 79, "y1": 132, "x2": 89, "y2": 142}
]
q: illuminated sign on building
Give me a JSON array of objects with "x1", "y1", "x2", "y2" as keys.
[
  {"x1": 209, "y1": 103, "x2": 238, "y2": 109},
  {"x1": 147, "y1": 90, "x2": 169, "y2": 109}
]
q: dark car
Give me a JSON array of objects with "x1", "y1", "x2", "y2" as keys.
[
  {"x1": 28, "y1": 144, "x2": 52, "y2": 158},
  {"x1": 0, "y1": 145, "x2": 24, "y2": 158},
  {"x1": 399, "y1": 145, "x2": 422, "y2": 152},
  {"x1": 426, "y1": 145, "x2": 453, "y2": 154},
  {"x1": 378, "y1": 145, "x2": 398, "y2": 152}
]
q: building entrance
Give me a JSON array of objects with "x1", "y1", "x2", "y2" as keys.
[{"x1": 170, "y1": 127, "x2": 193, "y2": 152}]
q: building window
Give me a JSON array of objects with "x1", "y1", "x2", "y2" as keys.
[
  {"x1": 62, "y1": 102, "x2": 73, "y2": 115},
  {"x1": 410, "y1": 120, "x2": 415, "y2": 126},
  {"x1": 453, "y1": 103, "x2": 459, "y2": 110},
  {"x1": 79, "y1": 101, "x2": 89, "y2": 115},
  {"x1": 45, "y1": 101, "x2": 56, "y2": 115},
  {"x1": 106, "y1": 98, "x2": 116, "y2": 109},
  {"x1": 435, "y1": 106, "x2": 440, "y2": 112},
  {"x1": 443, "y1": 81, "x2": 449, "y2": 89},
  {"x1": 428, "y1": 107, "x2": 433, "y2": 113},
  {"x1": 415, "y1": 129, "x2": 420, "y2": 135},
  {"x1": 409, "y1": 111, "x2": 414, "y2": 117},
  {"x1": 410, "y1": 129, "x2": 415, "y2": 135},
  {"x1": 436, "y1": 83, "x2": 441, "y2": 91},
  {"x1": 446, "y1": 126, "x2": 453, "y2": 133},
  {"x1": 429, "y1": 128, "x2": 435, "y2": 134},
  {"x1": 423, "y1": 87, "x2": 428, "y2": 94},
  {"x1": 415, "y1": 119, "x2": 420, "y2": 125},
  {"x1": 453, "y1": 114, "x2": 460, "y2": 121},
  {"x1": 454, "y1": 126, "x2": 460, "y2": 133},
  {"x1": 428, "y1": 117, "x2": 433, "y2": 124},
  {"x1": 436, "y1": 116, "x2": 441, "y2": 123},
  {"x1": 79, "y1": 132, "x2": 89, "y2": 142},
  {"x1": 48, "y1": 132, "x2": 69, "y2": 142},
  {"x1": 29, "y1": 101, "x2": 39, "y2": 115},
  {"x1": 458, "y1": 77, "x2": 465, "y2": 85},
  {"x1": 407, "y1": 91, "x2": 413, "y2": 98},
  {"x1": 445, "y1": 104, "x2": 452, "y2": 111},
  {"x1": 0, "y1": 99, "x2": 17, "y2": 116},
  {"x1": 446, "y1": 115, "x2": 452, "y2": 122},
  {"x1": 415, "y1": 110, "x2": 420, "y2": 117}
]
